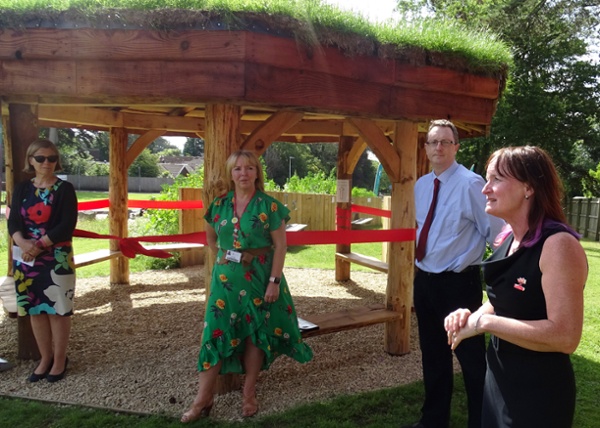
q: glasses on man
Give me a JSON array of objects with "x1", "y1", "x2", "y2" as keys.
[
  {"x1": 425, "y1": 139, "x2": 455, "y2": 147},
  {"x1": 31, "y1": 155, "x2": 59, "y2": 163}
]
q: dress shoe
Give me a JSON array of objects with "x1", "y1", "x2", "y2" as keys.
[
  {"x1": 181, "y1": 399, "x2": 214, "y2": 423},
  {"x1": 28, "y1": 359, "x2": 53, "y2": 383},
  {"x1": 47, "y1": 357, "x2": 68, "y2": 383}
]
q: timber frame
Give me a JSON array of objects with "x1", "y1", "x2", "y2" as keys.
[{"x1": 0, "y1": 14, "x2": 505, "y2": 392}]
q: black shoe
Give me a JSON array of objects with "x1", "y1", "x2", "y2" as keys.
[
  {"x1": 47, "y1": 357, "x2": 68, "y2": 383},
  {"x1": 401, "y1": 423, "x2": 425, "y2": 428},
  {"x1": 28, "y1": 359, "x2": 53, "y2": 383}
]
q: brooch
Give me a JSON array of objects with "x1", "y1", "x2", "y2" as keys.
[{"x1": 513, "y1": 277, "x2": 527, "y2": 291}]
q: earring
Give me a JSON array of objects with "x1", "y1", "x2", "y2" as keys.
[{"x1": 525, "y1": 194, "x2": 529, "y2": 199}]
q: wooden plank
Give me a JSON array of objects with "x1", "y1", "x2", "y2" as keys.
[
  {"x1": 0, "y1": 60, "x2": 76, "y2": 95},
  {"x1": 73, "y1": 249, "x2": 123, "y2": 268},
  {"x1": 244, "y1": 63, "x2": 392, "y2": 117},
  {"x1": 73, "y1": 244, "x2": 204, "y2": 269},
  {"x1": 0, "y1": 29, "x2": 247, "y2": 61},
  {"x1": 285, "y1": 223, "x2": 307, "y2": 232},
  {"x1": 245, "y1": 32, "x2": 395, "y2": 85},
  {"x1": 394, "y1": 64, "x2": 500, "y2": 100},
  {"x1": 300, "y1": 304, "x2": 401, "y2": 338},
  {"x1": 0, "y1": 276, "x2": 17, "y2": 317},
  {"x1": 335, "y1": 252, "x2": 389, "y2": 273},
  {"x1": 76, "y1": 61, "x2": 245, "y2": 99},
  {"x1": 389, "y1": 86, "x2": 497, "y2": 126}
]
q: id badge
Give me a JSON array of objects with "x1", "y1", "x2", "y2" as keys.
[{"x1": 225, "y1": 249, "x2": 242, "y2": 263}]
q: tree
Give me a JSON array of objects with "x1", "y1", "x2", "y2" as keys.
[
  {"x1": 183, "y1": 137, "x2": 204, "y2": 156},
  {"x1": 397, "y1": 0, "x2": 600, "y2": 195},
  {"x1": 128, "y1": 149, "x2": 161, "y2": 177}
]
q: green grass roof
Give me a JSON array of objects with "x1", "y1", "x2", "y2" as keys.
[{"x1": 0, "y1": 0, "x2": 512, "y2": 79}]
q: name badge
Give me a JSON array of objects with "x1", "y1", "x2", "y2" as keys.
[{"x1": 225, "y1": 249, "x2": 243, "y2": 263}]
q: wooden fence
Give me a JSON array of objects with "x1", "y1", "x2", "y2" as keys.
[
  {"x1": 567, "y1": 197, "x2": 600, "y2": 241},
  {"x1": 267, "y1": 192, "x2": 386, "y2": 230},
  {"x1": 185, "y1": 189, "x2": 388, "y2": 231}
]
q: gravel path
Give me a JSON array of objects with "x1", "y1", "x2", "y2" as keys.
[{"x1": 0, "y1": 266, "x2": 425, "y2": 421}]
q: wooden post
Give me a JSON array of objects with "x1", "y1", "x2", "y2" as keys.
[
  {"x1": 385, "y1": 120, "x2": 417, "y2": 356},
  {"x1": 334, "y1": 136, "x2": 355, "y2": 281},
  {"x1": 179, "y1": 187, "x2": 205, "y2": 267},
  {"x1": 204, "y1": 103, "x2": 242, "y2": 394},
  {"x1": 4, "y1": 103, "x2": 41, "y2": 360},
  {"x1": 109, "y1": 127, "x2": 129, "y2": 285}
]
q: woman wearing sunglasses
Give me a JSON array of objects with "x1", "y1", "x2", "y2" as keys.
[{"x1": 8, "y1": 138, "x2": 78, "y2": 383}]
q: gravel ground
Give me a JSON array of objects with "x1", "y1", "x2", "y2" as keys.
[{"x1": 0, "y1": 266, "x2": 426, "y2": 421}]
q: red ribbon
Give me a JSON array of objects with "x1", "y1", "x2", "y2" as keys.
[{"x1": 77, "y1": 199, "x2": 204, "y2": 211}]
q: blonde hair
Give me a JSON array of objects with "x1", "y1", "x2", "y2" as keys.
[
  {"x1": 23, "y1": 139, "x2": 63, "y2": 173},
  {"x1": 225, "y1": 150, "x2": 265, "y2": 192}
]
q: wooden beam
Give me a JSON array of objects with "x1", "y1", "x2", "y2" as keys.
[
  {"x1": 347, "y1": 117, "x2": 400, "y2": 182},
  {"x1": 346, "y1": 137, "x2": 367, "y2": 173},
  {"x1": 334, "y1": 136, "x2": 355, "y2": 282},
  {"x1": 385, "y1": 120, "x2": 418, "y2": 356},
  {"x1": 242, "y1": 110, "x2": 304, "y2": 154},
  {"x1": 126, "y1": 129, "x2": 166, "y2": 168},
  {"x1": 109, "y1": 127, "x2": 129, "y2": 285},
  {"x1": 204, "y1": 104, "x2": 242, "y2": 394}
]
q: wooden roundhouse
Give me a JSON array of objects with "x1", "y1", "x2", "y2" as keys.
[{"x1": 0, "y1": 6, "x2": 509, "y2": 390}]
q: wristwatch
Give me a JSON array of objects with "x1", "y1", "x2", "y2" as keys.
[{"x1": 269, "y1": 276, "x2": 281, "y2": 284}]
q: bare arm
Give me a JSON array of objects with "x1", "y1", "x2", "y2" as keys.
[
  {"x1": 477, "y1": 232, "x2": 586, "y2": 353},
  {"x1": 264, "y1": 219, "x2": 287, "y2": 303},
  {"x1": 205, "y1": 223, "x2": 218, "y2": 255}
]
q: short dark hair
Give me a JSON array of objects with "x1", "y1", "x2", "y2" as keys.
[{"x1": 428, "y1": 119, "x2": 459, "y2": 145}]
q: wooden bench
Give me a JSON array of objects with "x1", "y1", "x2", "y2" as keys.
[
  {"x1": 286, "y1": 223, "x2": 308, "y2": 232},
  {"x1": 351, "y1": 217, "x2": 373, "y2": 226},
  {"x1": 73, "y1": 243, "x2": 204, "y2": 268},
  {"x1": 299, "y1": 303, "x2": 400, "y2": 338},
  {"x1": 0, "y1": 276, "x2": 17, "y2": 317},
  {"x1": 335, "y1": 252, "x2": 388, "y2": 273}
]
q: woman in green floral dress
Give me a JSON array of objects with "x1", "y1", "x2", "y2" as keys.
[{"x1": 181, "y1": 150, "x2": 313, "y2": 422}]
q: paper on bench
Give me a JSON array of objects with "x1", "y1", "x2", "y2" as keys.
[{"x1": 297, "y1": 317, "x2": 319, "y2": 332}]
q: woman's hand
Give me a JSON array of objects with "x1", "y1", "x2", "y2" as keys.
[
  {"x1": 264, "y1": 282, "x2": 280, "y2": 303},
  {"x1": 444, "y1": 308, "x2": 475, "y2": 350}
]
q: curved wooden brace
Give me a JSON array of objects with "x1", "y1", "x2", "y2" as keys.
[
  {"x1": 241, "y1": 110, "x2": 304, "y2": 155},
  {"x1": 126, "y1": 129, "x2": 165, "y2": 168},
  {"x1": 345, "y1": 136, "x2": 367, "y2": 174},
  {"x1": 346, "y1": 117, "x2": 400, "y2": 182}
]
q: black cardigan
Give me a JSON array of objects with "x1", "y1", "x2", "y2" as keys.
[{"x1": 8, "y1": 178, "x2": 78, "y2": 244}]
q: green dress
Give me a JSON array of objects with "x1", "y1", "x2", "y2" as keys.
[{"x1": 200, "y1": 190, "x2": 313, "y2": 374}]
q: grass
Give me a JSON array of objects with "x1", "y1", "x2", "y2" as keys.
[
  {"x1": 0, "y1": 0, "x2": 513, "y2": 77},
  {"x1": 1, "y1": 227, "x2": 600, "y2": 426}
]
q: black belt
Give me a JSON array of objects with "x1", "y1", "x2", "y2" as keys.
[{"x1": 417, "y1": 265, "x2": 480, "y2": 276}]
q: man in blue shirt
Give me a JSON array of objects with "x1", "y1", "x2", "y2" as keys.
[{"x1": 404, "y1": 120, "x2": 504, "y2": 428}]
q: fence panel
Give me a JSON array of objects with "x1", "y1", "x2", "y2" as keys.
[{"x1": 566, "y1": 197, "x2": 600, "y2": 241}]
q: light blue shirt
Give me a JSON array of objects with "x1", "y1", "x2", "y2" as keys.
[{"x1": 414, "y1": 162, "x2": 505, "y2": 273}]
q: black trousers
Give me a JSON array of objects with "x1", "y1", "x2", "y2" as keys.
[{"x1": 413, "y1": 267, "x2": 486, "y2": 428}]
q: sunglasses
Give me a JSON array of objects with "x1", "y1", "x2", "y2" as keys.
[{"x1": 31, "y1": 155, "x2": 58, "y2": 163}]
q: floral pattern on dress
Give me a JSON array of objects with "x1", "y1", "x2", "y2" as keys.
[
  {"x1": 13, "y1": 179, "x2": 75, "y2": 316},
  {"x1": 200, "y1": 190, "x2": 313, "y2": 374}
]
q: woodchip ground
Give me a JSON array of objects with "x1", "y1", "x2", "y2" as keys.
[{"x1": 0, "y1": 266, "x2": 426, "y2": 421}]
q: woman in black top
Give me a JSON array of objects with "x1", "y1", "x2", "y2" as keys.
[
  {"x1": 8, "y1": 138, "x2": 78, "y2": 383},
  {"x1": 444, "y1": 146, "x2": 587, "y2": 427}
]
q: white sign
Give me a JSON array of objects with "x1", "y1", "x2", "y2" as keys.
[{"x1": 336, "y1": 179, "x2": 350, "y2": 203}]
